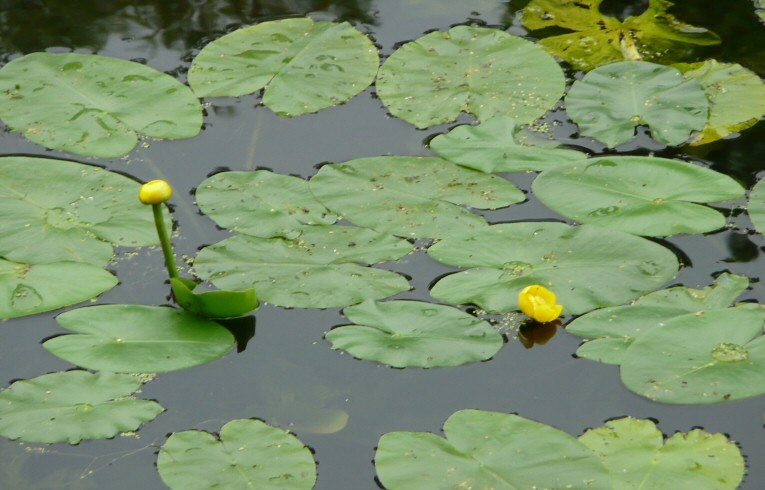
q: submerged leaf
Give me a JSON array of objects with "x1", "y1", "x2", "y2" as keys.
[
  {"x1": 158, "y1": 419, "x2": 316, "y2": 490},
  {"x1": 376, "y1": 26, "x2": 564, "y2": 128},
  {"x1": 0, "y1": 52, "x2": 202, "y2": 157},
  {"x1": 0, "y1": 371, "x2": 163, "y2": 444},
  {"x1": 189, "y1": 18, "x2": 378, "y2": 116},
  {"x1": 326, "y1": 300, "x2": 503, "y2": 368}
]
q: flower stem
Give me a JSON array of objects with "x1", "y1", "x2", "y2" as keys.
[{"x1": 152, "y1": 203, "x2": 178, "y2": 280}]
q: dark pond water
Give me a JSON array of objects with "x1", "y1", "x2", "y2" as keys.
[{"x1": 0, "y1": 0, "x2": 764, "y2": 488}]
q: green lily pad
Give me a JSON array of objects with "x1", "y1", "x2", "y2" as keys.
[
  {"x1": 196, "y1": 170, "x2": 337, "y2": 239},
  {"x1": 309, "y1": 156, "x2": 523, "y2": 239},
  {"x1": 749, "y1": 177, "x2": 765, "y2": 234},
  {"x1": 676, "y1": 60, "x2": 765, "y2": 145},
  {"x1": 429, "y1": 117, "x2": 588, "y2": 173},
  {"x1": 565, "y1": 61, "x2": 709, "y2": 148},
  {"x1": 620, "y1": 306, "x2": 765, "y2": 403},
  {"x1": 0, "y1": 259, "x2": 117, "y2": 319},
  {"x1": 579, "y1": 417, "x2": 744, "y2": 489},
  {"x1": 326, "y1": 300, "x2": 503, "y2": 368},
  {"x1": 569, "y1": 273, "x2": 749, "y2": 364},
  {"x1": 521, "y1": 0, "x2": 720, "y2": 71},
  {"x1": 375, "y1": 409, "x2": 611, "y2": 489},
  {"x1": 376, "y1": 26, "x2": 565, "y2": 128},
  {"x1": 0, "y1": 52, "x2": 202, "y2": 158},
  {"x1": 194, "y1": 225, "x2": 412, "y2": 308},
  {"x1": 157, "y1": 419, "x2": 316, "y2": 490},
  {"x1": 0, "y1": 371, "x2": 163, "y2": 444},
  {"x1": 429, "y1": 222, "x2": 678, "y2": 315},
  {"x1": 170, "y1": 277, "x2": 258, "y2": 319},
  {"x1": 0, "y1": 156, "x2": 164, "y2": 266},
  {"x1": 532, "y1": 156, "x2": 744, "y2": 236},
  {"x1": 188, "y1": 18, "x2": 378, "y2": 116},
  {"x1": 43, "y1": 305, "x2": 235, "y2": 373}
]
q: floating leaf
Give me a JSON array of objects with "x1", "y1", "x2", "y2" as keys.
[
  {"x1": 188, "y1": 18, "x2": 378, "y2": 116},
  {"x1": 569, "y1": 273, "x2": 749, "y2": 364},
  {"x1": 0, "y1": 53, "x2": 202, "y2": 158},
  {"x1": 157, "y1": 419, "x2": 316, "y2": 490},
  {"x1": 0, "y1": 156, "x2": 164, "y2": 266},
  {"x1": 532, "y1": 156, "x2": 744, "y2": 236},
  {"x1": 310, "y1": 156, "x2": 522, "y2": 239},
  {"x1": 196, "y1": 170, "x2": 336, "y2": 239},
  {"x1": 43, "y1": 305, "x2": 235, "y2": 373},
  {"x1": 620, "y1": 306, "x2": 765, "y2": 403},
  {"x1": 326, "y1": 300, "x2": 503, "y2": 368},
  {"x1": 521, "y1": 0, "x2": 720, "y2": 71},
  {"x1": 579, "y1": 417, "x2": 744, "y2": 489},
  {"x1": 194, "y1": 225, "x2": 412, "y2": 308},
  {"x1": 376, "y1": 26, "x2": 565, "y2": 128},
  {"x1": 748, "y1": 177, "x2": 765, "y2": 234},
  {"x1": 375, "y1": 409, "x2": 611, "y2": 489},
  {"x1": 429, "y1": 222, "x2": 678, "y2": 315},
  {"x1": 565, "y1": 61, "x2": 709, "y2": 148},
  {"x1": 170, "y1": 277, "x2": 258, "y2": 319},
  {"x1": 0, "y1": 371, "x2": 163, "y2": 444},
  {"x1": 429, "y1": 117, "x2": 587, "y2": 173},
  {"x1": 0, "y1": 259, "x2": 117, "y2": 319},
  {"x1": 676, "y1": 60, "x2": 765, "y2": 145}
]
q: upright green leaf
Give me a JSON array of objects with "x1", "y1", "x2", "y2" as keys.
[
  {"x1": 189, "y1": 18, "x2": 378, "y2": 116},
  {"x1": 196, "y1": 170, "x2": 336, "y2": 239},
  {"x1": 565, "y1": 61, "x2": 709, "y2": 147},
  {"x1": 579, "y1": 418, "x2": 744, "y2": 490},
  {"x1": 158, "y1": 419, "x2": 316, "y2": 490},
  {"x1": 194, "y1": 225, "x2": 412, "y2": 308},
  {"x1": 0, "y1": 371, "x2": 163, "y2": 444},
  {"x1": 326, "y1": 300, "x2": 503, "y2": 368},
  {"x1": 310, "y1": 156, "x2": 522, "y2": 239},
  {"x1": 376, "y1": 26, "x2": 564, "y2": 128},
  {"x1": 44, "y1": 305, "x2": 235, "y2": 373},
  {"x1": 429, "y1": 117, "x2": 588, "y2": 173},
  {"x1": 429, "y1": 222, "x2": 678, "y2": 314},
  {"x1": 749, "y1": 177, "x2": 765, "y2": 234},
  {"x1": 533, "y1": 156, "x2": 744, "y2": 236},
  {"x1": 375, "y1": 409, "x2": 611, "y2": 489},
  {"x1": 0, "y1": 53, "x2": 202, "y2": 157}
]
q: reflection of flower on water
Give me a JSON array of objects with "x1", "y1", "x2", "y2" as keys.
[
  {"x1": 518, "y1": 284, "x2": 563, "y2": 322},
  {"x1": 518, "y1": 319, "x2": 561, "y2": 349}
]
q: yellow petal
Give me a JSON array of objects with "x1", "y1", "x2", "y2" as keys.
[
  {"x1": 518, "y1": 285, "x2": 562, "y2": 323},
  {"x1": 139, "y1": 180, "x2": 173, "y2": 205}
]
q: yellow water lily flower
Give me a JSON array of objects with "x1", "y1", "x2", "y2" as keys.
[
  {"x1": 139, "y1": 179, "x2": 173, "y2": 205},
  {"x1": 518, "y1": 285, "x2": 563, "y2": 323}
]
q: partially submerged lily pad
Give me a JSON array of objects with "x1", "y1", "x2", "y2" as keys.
[
  {"x1": 565, "y1": 61, "x2": 709, "y2": 148},
  {"x1": 532, "y1": 156, "x2": 744, "y2": 236},
  {"x1": 429, "y1": 117, "x2": 588, "y2": 173},
  {"x1": 157, "y1": 419, "x2": 316, "y2": 490},
  {"x1": 376, "y1": 26, "x2": 565, "y2": 128},
  {"x1": 43, "y1": 305, "x2": 235, "y2": 373},
  {"x1": 0, "y1": 371, "x2": 163, "y2": 444},
  {"x1": 748, "y1": 177, "x2": 765, "y2": 234},
  {"x1": 189, "y1": 18, "x2": 378, "y2": 116},
  {"x1": 194, "y1": 225, "x2": 412, "y2": 308},
  {"x1": 429, "y1": 222, "x2": 678, "y2": 314},
  {"x1": 326, "y1": 300, "x2": 503, "y2": 368},
  {"x1": 310, "y1": 156, "x2": 523, "y2": 239},
  {"x1": 0, "y1": 52, "x2": 202, "y2": 157}
]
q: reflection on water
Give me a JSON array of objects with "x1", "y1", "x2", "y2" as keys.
[{"x1": 518, "y1": 319, "x2": 560, "y2": 349}]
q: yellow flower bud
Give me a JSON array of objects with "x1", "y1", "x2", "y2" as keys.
[
  {"x1": 518, "y1": 285, "x2": 563, "y2": 323},
  {"x1": 139, "y1": 180, "x2": 173, "y2": 205}
]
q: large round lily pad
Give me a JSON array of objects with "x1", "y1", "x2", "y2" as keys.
[
  {"x1": 326, "y1": 300, "x2": 503, "y2": 368},
  {"x1": 188, "y1": 18, "x2": 378, "y2": 116},
  {"x1": 532, "y1": 156, "x2": 744, "y2": 236},
  {"x1": 309, "y1": 156, "x2": 523, "y2": 239},
  {"x1": 0, "y1": 371, "x2": 163, "y2": 444},
  {"x1": 158, "y1": 419, "x2": 316, "y2": 490},
  {"x1": 194, "y1": 225, "x2": 412, "y2": 308},
  {"x1": 43, "y1": 305, "x2": 235, "y2": 373},
  {"x1": 0, "y1": 258, "x2": 117, "y2": 319},
  {"x1": 565, "y1": 61, "x2": 709, "y2": 148},
  {"x1": 0, "y1": 52, "x2": 202, "y2": 157},
  {"x1": 376, "y1": 26, "x2": 565, "y2": 128},
  {"x1": 429, "y1": 222, "x2": 678, "y2": 314},
  {"x1": 620, "y1": 306, "x2": 765, "y2": 403},
  {"x1": 375, "y1": 409, "x2": 611, "y2": 489}
]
